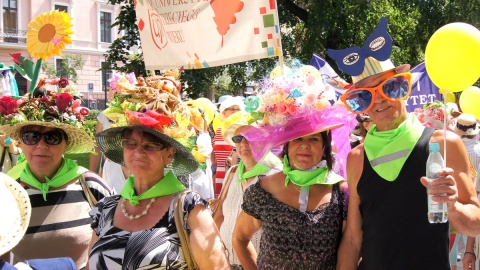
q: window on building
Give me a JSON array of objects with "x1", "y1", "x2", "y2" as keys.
[
  {"x1": 56, "y1": 58, "x2": 66, "y2": 78},
  {"x1": 2, "y1": 0, "x2": 18, "y2": 43},
  {"x1": 54, "y1": 4, "x2": 68, "y2": 12},
  {"x1": 100, "y1": 11, "x2": 112, "y2": 43}
]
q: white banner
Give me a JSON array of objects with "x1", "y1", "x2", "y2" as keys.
[{"x1": 135, "y1": 0, "x2": 282, "y2": 69}]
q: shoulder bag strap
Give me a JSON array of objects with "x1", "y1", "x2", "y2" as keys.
[
  {"x1": 79, "y1": 174, "x2": 98, "y2": 208},
  {"x1": 174, "y1": 190, "x2": 199, "y2": 270},
  {"x1": 0, "y1": 146, "x2": 7, "y2": 169}
]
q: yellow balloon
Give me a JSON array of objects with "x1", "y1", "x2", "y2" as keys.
[
  {"x1": 425, "y1": 22, "x2": 480, "y2": 92},
  {"x1": 444, "y1": 92, "x2": 456, "y2": 103},
  {"x1": 459, "y1": 86, "x2": 480, "y2": 119}
]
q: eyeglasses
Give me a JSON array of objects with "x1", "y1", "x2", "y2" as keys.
[
  {"x1": 22, "y1": 130, "x2": 64, "y2": 145},
  {"x1": 231, "y1": 135, "x2": 246, "y2": 143},
  {"x1": 340, "y1": 72, "x2": 412, "y2": 114},
  {"x1": 121, "y1": 139, "x2": 167, "y2": 152},
  {"x1": 225, "y1": 108, "x2": 241, "y2": 112}
]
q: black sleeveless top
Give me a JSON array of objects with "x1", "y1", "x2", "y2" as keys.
[{"x1": 357, "y1": 127, "x2": 450, "y2": 270}]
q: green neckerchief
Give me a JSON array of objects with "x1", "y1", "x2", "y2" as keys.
[
  {"x1": 283, "y1": 156, "x2": 343, "y2": 187},
  {"x1": 237, "y1": 160, "x2": 271, "y2": 183},
  {"x1": 20, "y1": 158, "x2": 88, "y2": 201},
  {"x1": 364, "y1": 113, "x2": 424, "y2": 181},
  {"x1": 120, "y1": 171, "x2": 186, "y2": 206},
  {"x1": 7, "y1": 153, "x2": 26, "y2": 180}
]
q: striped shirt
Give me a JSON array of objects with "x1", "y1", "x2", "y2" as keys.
[
  {"x1": 12, "y1": 171, "x2": 111, "y2": 269},
  {"x1": 212, "y1": 127, "x2": 233, "y2": 196}
]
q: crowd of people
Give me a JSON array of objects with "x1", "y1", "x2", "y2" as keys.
[{"x1": 2, "y1": 17, "x2": 480, "y2": 270}]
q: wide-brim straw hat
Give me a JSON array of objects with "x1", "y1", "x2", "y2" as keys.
[
  {"x1": 0, "y1": 121, "x2": 95, "y2": 154},
  {"x1": 96, "y1": 125, "x2": 198, "y2": 177},
  {"x1": 0, "y1": 173, "x2": 31, "y2": 256}
]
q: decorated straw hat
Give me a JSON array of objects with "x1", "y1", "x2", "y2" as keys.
[
  {"x1": 96, "y1": 125, "x2": 198, "y2": 177},
  {"x1": 242, "y1": 60, "x2": 356, "y2": 172},
  {"x1": 454, "y1": 113, "x2": 479, "y2": 136},
  {"x1": 0, "y1": 173, "x2": 31, "y2": 256},
  {"x1": 0, "y1": 89, "x2": 95, "y2": 154},
  {"x1": 99, "y1": 71, "x2": 199, "y2": 177}
]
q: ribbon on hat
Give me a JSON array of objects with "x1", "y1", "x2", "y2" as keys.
[{"x1": 327, "y1": 17, "x2": 393, "y2": 76}]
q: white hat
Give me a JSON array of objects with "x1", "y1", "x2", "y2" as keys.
[
  {"x1": 219, "y1": 96, "x2": 245, "y2": 114},
  {"x1": 0, "y1": 173, "x2": 31, "y2": 256},
  {"x1": 454, "y1": 114, "x2": 479, "y2": 136}
]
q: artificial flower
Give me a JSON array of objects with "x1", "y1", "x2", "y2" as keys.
[
  {"x1": 0, "y1": 96, "x2": 19, "y2": 115},
  {"x1": 58, "y1": 78, "x2": 69, "y2": 88},
  {"x1": 26, "y1": 10, "x2": 73, "y2": 61},
  {"x1": 277, "y1": 102, "x2": 288, "y2": 114},
  {"x1": 56, "y1": 92, "x2": 73, "y2": 112}
]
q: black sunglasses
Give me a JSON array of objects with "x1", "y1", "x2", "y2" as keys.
[
  {"x1": 22, "y1": 130, "x2": 65, "y2": 145},
  {"x1": 121, "y1": 139, "x2": 168, "y2": 152},
  {"x1": 231, "y1": 135, "x2": 246, "y2": 144}
]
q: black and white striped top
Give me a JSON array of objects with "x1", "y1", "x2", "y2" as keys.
[{"x1": 12, "y1": 171, "x2": 112, "y2": 269}]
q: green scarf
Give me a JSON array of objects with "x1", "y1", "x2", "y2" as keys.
[
  {"x1": 283, "y1": 156, "x2": 343, "y2": 187},
  {"x1": 364, "y1": 113, "x2": 424, "y2": 181},
  {"x1": 20, "y1": 158, "x2": 88, "y2": 201},
  {"x1": 7, "y1": 153, "x2": 26, "y2": 180},
  {"x1": 120, "y1": 171, "x2": 186, "y2": 206},
  {"x1": 237, "y1": 160, "x2": 271, "y2": 182}
]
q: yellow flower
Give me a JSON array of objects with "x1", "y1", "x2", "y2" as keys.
[{"x1": 26, "y1": 10, "x2": 73, "y2": 60}]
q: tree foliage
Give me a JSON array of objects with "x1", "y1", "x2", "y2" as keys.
[
  {"x1": 105, "y1": 0, "x2": 480, "y2": 98},
  {"x1": 41, "y1": 53, "x2": 85, "y2": 83}
]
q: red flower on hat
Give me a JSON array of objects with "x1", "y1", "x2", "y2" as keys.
[
  {"x1": 144, "y1": 110, "x2": 173, "y2": 126},
  {"x1": 56, "y1": 93, "x2": 73, "y2": 112},
  {"x1": 0, "y1": 96, "x2": 19, "y2": 115},
  {"x1": 58, "y1": 78, "x2": 69, "y2": 88}
]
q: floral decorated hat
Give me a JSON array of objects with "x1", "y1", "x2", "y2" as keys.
[
  {"x1": 0, "y1": 85, "x2": 94, "y2": 154},
  {"x1": 98, "y1": 71, "x2": 199, "y2": 177},
  {"x1": 243, "y1": 60, "x2": 356, "y2": 174}
]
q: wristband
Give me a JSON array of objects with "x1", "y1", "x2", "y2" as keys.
[{"x1": 465, "y1": 251, "x2": 476, "y2": 258}]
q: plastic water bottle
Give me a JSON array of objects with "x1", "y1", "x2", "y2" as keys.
[{"x1": 426, "y1": 142, "x2": 448, "y2": 223}]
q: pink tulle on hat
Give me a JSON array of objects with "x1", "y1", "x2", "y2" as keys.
[{"x1": 242, "y1": 62, "x2": 356, "y2": 177}]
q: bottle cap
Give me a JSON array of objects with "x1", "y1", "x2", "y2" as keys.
[{"x1": 429, "y1": 142, "x2": 440, "y2": 152}]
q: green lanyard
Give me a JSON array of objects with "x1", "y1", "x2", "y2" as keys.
[
  {"x1": 20, "y1": 158, "x2": 88, "y2": 201},
  {"x1": 120, "y1": 171, "x2": 186, "y2": 206}
]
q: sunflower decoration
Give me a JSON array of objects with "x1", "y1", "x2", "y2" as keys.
[{"x1": 26, "y1": 10, "x2": 73, "y2": 61}]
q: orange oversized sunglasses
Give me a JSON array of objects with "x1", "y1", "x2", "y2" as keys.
[{"x1": 340, "y1": 72, "x2": 412, "y2": 114}]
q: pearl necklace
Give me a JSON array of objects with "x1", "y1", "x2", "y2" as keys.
[{"x1": 121, "y1": 197, "x2": 156, "y2": 220}]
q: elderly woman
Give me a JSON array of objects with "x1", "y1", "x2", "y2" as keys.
[
  {"x1": 212, "y1": 113, "x2": 281, "y2": 268},
  {"x1": 0, "y1": 91, "x2": 112, "y2": 269},
  {"x1": 232, "y1": 64, "x2": 355, "y2": 269},
  {"x1": 88, "y1": 123, "x2": 230, "y2": 269}
]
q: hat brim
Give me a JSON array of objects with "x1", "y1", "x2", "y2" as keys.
[
  {"x1": 224, "y1": 123, "x2": 248, "y2": 146},
  {"x1": 0, "y1": 121, "x2": 95, "y2": 154},
  {"x1": 354, "y1": 64, "x2": 411, "y2": 88},
  {"x1": 453, "y1": 126, "x2": 479, "y2": 136},
  {"x1": 0, "y1": 173, "x2": 31, "y2": 256},
  {"x1": 96, "y1": 126, "x2": 198, "y2": 177}
]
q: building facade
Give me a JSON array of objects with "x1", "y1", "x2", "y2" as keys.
[{"x1": 0, "y1": 0, "x2": 125, "y2": 110}]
